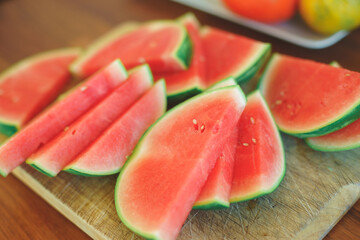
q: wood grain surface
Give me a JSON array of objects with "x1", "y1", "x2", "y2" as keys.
[{"x1": 0, "y1": 0, "x2": 360, "y2": 239}]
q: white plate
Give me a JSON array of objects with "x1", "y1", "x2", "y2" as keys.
[{"x1": 173, "y1": 0, "x2": 349, "y2": 49}]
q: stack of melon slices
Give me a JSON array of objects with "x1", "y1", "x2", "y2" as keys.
[{"x1": 0, "y1": 12, "x2": 359, "y2": 240}]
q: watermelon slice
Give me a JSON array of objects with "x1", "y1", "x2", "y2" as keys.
[
  {"x1": 259, "y1": 54, "x2": 360, "y2": 138},
  {"x1": 230, "y1": 91, "x2": 285, "y2": 203},
  {"x1": 0, "y1": 48, "x2": 80, "y2": 136},
  {"x1": 27, "y1": 64, "x2": 152, "y2": 177},
  {"x1": 0, "y1": 59, "x2": 127, "y2": 177},
  {"x1": 71, "y1": 20, "x2": 192, "y2": 79},
  {"x1": 201, "y1": 26, "x2": 270, "y2": 87},
  {"x1": 193, "y1": 77, "x2": 239, "y2": 209},
  {"x1": 154, "y1": 13, "x2": 205, "y2": 103},
  {"x1": 65, "y1": 80, "x2": 167, "y2": 176},
  {"x1": 115, "y1": 85, "x2": 246, "y2": 240},
  {"x1": 306, "y1": 118, "x2": 360, "y2": 152}
]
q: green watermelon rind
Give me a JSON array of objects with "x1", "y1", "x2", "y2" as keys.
[
  {"x1": 0, "y1": 47, "x2": 81, "y2": 136},
  {"x1": 305, "y1": 137, "x2": 360, "y2": 152},
  {"x1": 63, "y1": 67, "x2": 160, "y2": 177},
  {"x1": 230, "y1": 91, "x2": 286, "y2": 204},
  {"x1": 0, "y1": 121, "x2": 19, "y2": 137},
  {"x1": 28, "y1": 162, "x2": 57, "y2": 177},
  {"x1": 193, "y1": 198, "x2": 229, "y2": 210},
  {"x1": 0, "y1": 168, "x2": 6, "y2": 177},
  {"x1": 258, "y1": 54, "x2": 360, "y2": 138},
  {"x1": 115, "y1": 85, "x2": 246, "y2": 240},
  {"x1": 234, "y1": 43, "x2": 271, "y2": 84}
]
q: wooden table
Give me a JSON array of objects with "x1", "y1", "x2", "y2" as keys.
[{"x1": 0, "y1": 0, "x2": 359, "y2": 239}]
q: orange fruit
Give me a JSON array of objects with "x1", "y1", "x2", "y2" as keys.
[{"x1": 222, "y1": 0, "x2": 298, "y2": 23}]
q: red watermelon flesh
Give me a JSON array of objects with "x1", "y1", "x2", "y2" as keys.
[
  {"x1": 115, "y1": 85, "x2": 246, "y2": 240},
  {"x1": 0, "y1": 59, "x2": 127, "y2": 177},
  {"x1": 201, "y1": 26, "x2": 270, "y2": 87},
  {"x1": 154, "y1": 13, "x2": 205, "y2": 99},
  {"x1": 71, "y1": 21, "x2": 192, "y2": 79},
  {"x1": 230, "y1": 91, "x2": 285, "y2": 203},
  {"x1": 259, "y1": 54, "x2": 360, "y2": 137},
  {"x1": 193, "y1": 129, "x2": 238, "y2": 209},
  {"x1": 0, "y1": 48, "x2": 80, "y2": 136},
  {"x1": 306, "y1": 118, "x2": 360, "y2": 151},
  {"x1": 65, "y1": 80, "x2": 166, "y2": 176},
  {"x1": 27, "y1": 64, "x2": 152, "y2": 177},
  {"x1": 193, "y1": 77, "x2": 239, "y2": 209}
]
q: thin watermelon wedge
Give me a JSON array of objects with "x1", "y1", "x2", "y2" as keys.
[
  {"x1": 71, "y1": 20, "x2": 192, "y2": 79},
  {"x1": 193, "y1": 77, "x2": 239, "y2": 209},
  {"x1": 0, "y1": 48, "x2": 80, "y2": 136},
  {"x1": 154, "y1": 13, "x2": 205, "y2": 103},
  {"x1": 0, "y1": 59, "x2": 127, "y2": 177},
  {"x1": 27, "y1": 64, "x2": 153, "y2": 177},
  {"x1": 65, "y1": 80, "x2": 167, "y2": 176},
  {"x1": 306, "y1": 118, "x2": 360, "y2": 152},
  {"x1": 230, "y1": 91, "x2": 285, "y2": 203},
  {"x1": 115, "y1": 85, "x2": 246, "y2": 240},
  {"x1": 201, "y1": 26, "x2": 270, "y2": 87},
  {"x1": 259, "y1": 54, "x2": 360, "y2": 138}
]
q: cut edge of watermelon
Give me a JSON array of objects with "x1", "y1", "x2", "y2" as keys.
[
  {"x1": 69, "y1": 22, "x2": 139, "y2": 78},
  {"x1": 25, "y1": 59, "x2": 129, "y2": 177},
  {"x1": 63, "y1": 77, "x2": 166, "y2": 177},
  {"x1": 0, "y1": 47, "x2": 82, "y2": 83},
  {"x1": 230, "y1": 91, "x2": 286, "y2": 203},
  {"x1": 115, "y1": 84, "x2": 246, "y2": 239},
  {"x1": 0, "y1": 47, "x2": 82, "y2": 134},
  {"x1": 259, "y1": 53, "x2": 360, "y2": 138},
  {"x1": 193, "y1": 197, "x2": 229, "y2": 210},
  {"x1": 208, "y1": 77, "x2": 237, "y2": 89}
]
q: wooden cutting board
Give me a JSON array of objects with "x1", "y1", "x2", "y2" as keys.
[{"x1": 3, "y1": 85, "x2": 360, "y2": 240}]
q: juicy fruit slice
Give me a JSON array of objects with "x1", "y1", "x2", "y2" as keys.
[
  {"x1": 259, "y1": 54, "x2": 360, "y2": 138},
  {"x1": 65, "y1": 80, "x2": 167, "y2": 176},
  {"x1": 193, "y1": 129, "x2": 238, "y2": 209},
  {"x1": 0, "y1": 59, "x2": 127, "y2": 177},
  {"x1": 154, "y1": 13, "x2": 205, "y2": 102},
  {"x1": 71, "y1": 21, "x2": 192, "y2": 79},
  {"x1": 201, "y1": 26, "x2": 270, "y2": 87},
  {"x1": 306, "y1": 118, "x2": 360, "y2": 152},
  {"x1": 27, "y1": 65, "x2": 152, "y2": 177},
  {"x1": 115, "y1": 86, "x2": 246, "y2": 240},
  {"x1": 193, "y1": 77, "x2": 238, "y2": 209},
  {"x1": 230, "y1": 91, "x2": 285, "y2": 202},
  {"x1": 0, "y1": 48, "x2": 80, "y2": 136}
]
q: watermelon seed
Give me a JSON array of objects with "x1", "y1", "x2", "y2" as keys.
[
  {"x1": 280, "y1": 91, "x2": 285, "y2": 96},
  {"x1": 345, "y1": 73, "x2": 351, "y2": 77},
  {"x1": 12, "y1": 96, "x2": 19, "y2": 103},
  {"x1": 64, "y1": 126, "x2": 69, "y2": 132},
  {"x1": 193, "y1": 119, "x2": 198, "y2": 130},
  {"x1": 200, "y1": 124, "x2": 205, "y2": 133},
  {"x1": 275, "y1": 100, "x2": 282, "y2": 105},
  {"x1": 252, "y1": 138, "x2": 257, "y2": 144},
  {"x1": 138, "y1": 57, "x2": 146, "y2": 64},
  {"x1": 80, "y1": 86, "x2": 87, "y2": 92},
  {"x1": 243, "y1": 143, "x2": 249, "y2": 147},
  {"x1": 250, "y1": 117, "x2": 255, "y2": 124},
  {"x1": 227, "y1": 35, "x2": 235, "y2": 40}
]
